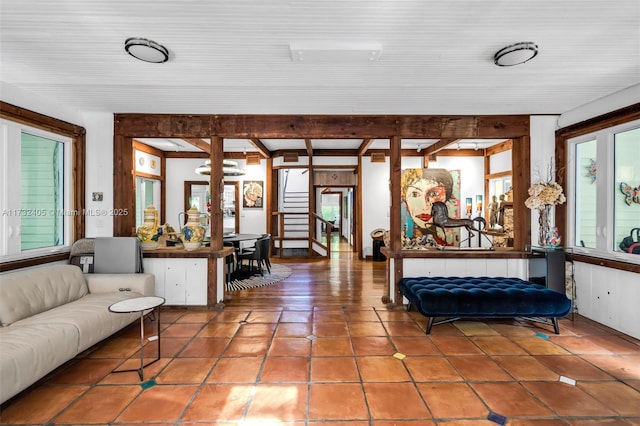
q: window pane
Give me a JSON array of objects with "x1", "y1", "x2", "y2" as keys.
[
  {"x1": 614, "y1": 127, "x2": 640, "y2": 253},
  {"x1": 21, "y1": 133, "x2": 64, "y2": 250},
  {"x1": 574, "y1": 139, "x2": 597, "y2": 248},
  {"x1": 135, "y1": 177, "x2": 161, "y2": 228}
]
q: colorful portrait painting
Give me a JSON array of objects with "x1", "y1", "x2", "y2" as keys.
[
  {"x1": 401, "y1": 168, "x2": 461, "y2": 247},
  {"x1": 243, "y1": 181, "x2": 263, "y2": 208}
]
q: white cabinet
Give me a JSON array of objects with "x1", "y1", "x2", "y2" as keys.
[{"x1": 143, "y1": 258, "x2": 208, "y2": 306}]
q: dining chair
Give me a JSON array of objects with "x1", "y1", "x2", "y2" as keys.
[
  {"x1": 223, "y1": 241, "x2": 237, "y2": 284},
  {"x1": 237, "y1": 238, "x2": 264, "y2": 276},
  {"x1": 258, "y1": 234, "x2": 271, "y2": 274}
]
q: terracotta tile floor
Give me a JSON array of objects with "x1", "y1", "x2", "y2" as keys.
[{"x1": 1, "y1": 308, "x2": 639, "y2": 425}]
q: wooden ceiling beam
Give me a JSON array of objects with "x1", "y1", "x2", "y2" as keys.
[
  {"x1": 421, "y1": 138, "x2": 461, "y2": 157},
  {"x1": 182, "y1": 138, "x2": 211, "y2": 153},
  {"x1": 304, "y1": 139, "x2": 313, "y2": 157},
  {"x1": 249, "y1": 138, "x2": 271, "y2": 158},
  {"x1": 115, "y1": 114, "x2": 530, "y2": 139},
  {"x1": 357, "y1": 138, "x2": 373, "y2": 156}
]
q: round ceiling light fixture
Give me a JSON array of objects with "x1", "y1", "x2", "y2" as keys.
[
  {"x1": 195, "y1": 160, "x2": 246, "y2": 176},
  {"x1": 124, "y1": 37, "x2": 169, "y2": 63},
  {"x1": 493, "y1": 42, "x2": 538, "y2": 67}
]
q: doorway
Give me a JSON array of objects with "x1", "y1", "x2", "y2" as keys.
[{"x1": 318, "y1": 187, "x2": 354, "y2": 253}]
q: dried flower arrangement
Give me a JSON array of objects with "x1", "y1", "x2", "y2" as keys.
[
  {"x1": 525, "y1": 161, "x2": 566, "y2": 210},
  {"x1": 525, "y1": 161, "x2": 566, "y2": 246}
]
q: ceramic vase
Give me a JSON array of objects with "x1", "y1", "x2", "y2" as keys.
[
  {"x1": 137, "y1": 204, "x2": 159, "y2": 249},
  {"x1": 180, "y1": 207, "x2": 206, "y2": 250}
]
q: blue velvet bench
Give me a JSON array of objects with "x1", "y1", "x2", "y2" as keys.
[{"x1": 399, "y1": 276, "x2": 572, "y2": 334}]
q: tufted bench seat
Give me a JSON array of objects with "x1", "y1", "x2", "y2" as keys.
[{"x1": 399, "y1": 276, "x2": 572, "y2": 334}]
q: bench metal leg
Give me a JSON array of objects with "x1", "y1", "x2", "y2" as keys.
[
  {"x1": 516, "y1": 316, "x2": 561, "y2": 334},
  {"x1": 426, "y1": 317, "x2": 434, "y2": 334},
  {"x1": 425, "y1": 317, "x2": 461, "y2": 334}
]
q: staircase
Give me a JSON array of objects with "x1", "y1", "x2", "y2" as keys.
[
  {"x1": 273, "y1": 169, "x2": 331, "y2": 258},
  {"x1": 273, "y1": 169, "x2": 310, "y2": 256},
  {"x1": 282, "y1": 191, "x2": 309, "y2": 236}
]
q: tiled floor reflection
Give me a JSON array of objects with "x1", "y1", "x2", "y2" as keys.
[{"x1": 1, "y1": 307, "x2": 639, "y2": 425}]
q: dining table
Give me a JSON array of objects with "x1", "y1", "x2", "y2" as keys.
[
  {"x1": 222, "y1": 233, "x2": 264, "y2": 278},
  {"x1": 222, "y1": 233, "x2": 263, "y2": 252}
]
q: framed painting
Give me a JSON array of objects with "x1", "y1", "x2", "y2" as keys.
[
  {"x1": 243, "y1": 180, "x2": 263, "y2": 208},
  {"x1": 400, "y1": 168, "x2": 461, "y2": 247}
]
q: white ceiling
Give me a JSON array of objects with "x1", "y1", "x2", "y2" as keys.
[
  {"x1": 2, "y1": 0, "x2": 638, "y2": 116},
  {"x1": 1, "y1": 1, "x2": 638, "y2": 153}
]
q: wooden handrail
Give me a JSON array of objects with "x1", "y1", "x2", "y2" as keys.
[{"x1": 270, "y1": 211, "x2": 332, "y2": 258}]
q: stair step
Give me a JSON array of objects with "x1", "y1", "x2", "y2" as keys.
[{"x1": 282, "y1": 225, "x2": 309, "y2": 229}]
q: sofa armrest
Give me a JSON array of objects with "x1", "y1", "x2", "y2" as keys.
[{"x1": 85, "y1": 273, "x2": 155, "y2": 297}]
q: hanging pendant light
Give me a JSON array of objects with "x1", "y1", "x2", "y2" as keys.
[{"x1": 195, "y1": 159, "x2": 246, "y2": 176}]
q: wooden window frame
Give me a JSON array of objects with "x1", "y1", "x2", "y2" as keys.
[
  {"x1": 0, "y1": 102, "x2": 86, "y2": 272},
  {"x1": 556, "y1": 103, "x2": 640, "y2": 274}
]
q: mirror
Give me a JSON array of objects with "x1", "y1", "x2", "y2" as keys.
[{"x1": 184, "y1": 180, "x2": 240, "y2": 234}]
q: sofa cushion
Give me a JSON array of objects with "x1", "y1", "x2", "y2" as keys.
[
  {"x1": 0, "y1": 322, "x2": 80, "y2": 403},
  {"x1": 0, "y1": 265, "x2": 88, "y2": 326},
  {"x1": 14, "y1": 291, "x2": 141, "y2": 352}
]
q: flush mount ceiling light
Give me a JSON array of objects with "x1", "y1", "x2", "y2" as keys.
[
  {"x1": 290, "y1": 41, "x2": 382, "y2": 63},
  {"x1": 195, "y1": 160, "x2": 246, "y2": 176},
  {"x1": 494, "y1": 42, "x2": 538, "y2": 67},
  {"x1": 124, "y1": 37, "x2": 169, "y2": 63}
]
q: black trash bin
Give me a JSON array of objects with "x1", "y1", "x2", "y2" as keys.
[{"x1": 372, "y1": 239, "x2": 386, "y2": 261}]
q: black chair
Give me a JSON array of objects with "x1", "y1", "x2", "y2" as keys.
[
  {"x1": 223, "y1": 242, "x2": 237, "y2": 284},
  {"x1": 237, "y1": 238, "x2": 264, "y2": 276},
  {"x1": 258, "y1": 234, "x2": 271, "y2": 274}
]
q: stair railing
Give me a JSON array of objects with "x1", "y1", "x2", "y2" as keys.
[{"x1": 271, "y1": 211, "x2": 333, "y2": 258}]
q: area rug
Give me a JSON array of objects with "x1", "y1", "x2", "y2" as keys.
[{"x1": 227, "y1": 264, "x2": 293, "y2": 292}]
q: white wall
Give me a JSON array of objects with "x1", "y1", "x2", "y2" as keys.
[
  {"x1": 83, "y1": 112, "x2": 115, "y2": 237},
  {"x1": 530, "y1": 115, "x2": 561, "y2": 240},
  {"x1": 236, "y1": 159, "x2": 268, "y2": 234},
  {"x1": 361, "y1": 157, "x2": 390, "y2": 256}
]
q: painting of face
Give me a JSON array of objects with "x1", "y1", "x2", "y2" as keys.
[
  {"x1": 401, "y1": 168, "x2": 460, "y2": 247},
  {"x1": 405, "y1": 179, "x2": 447, "y2": 228}
]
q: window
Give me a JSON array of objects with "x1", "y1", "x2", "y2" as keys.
[
  {"x1": 135, "y1": 177, "x2": 161, "y2": 229},
  {"x1": 568, "y1": 119, "x2": 640, "y2": 262},
  {"x1": 1, "y1": 119, "x2": 73, "y2": 261}
]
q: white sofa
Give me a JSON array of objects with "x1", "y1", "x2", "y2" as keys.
[{"x1": 0, "y1": 264, "x2": 155, "y2": 404}]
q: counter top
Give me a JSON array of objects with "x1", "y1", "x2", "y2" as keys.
[
  {"x1": 381, "y1": 247, "x2": 529, "y2": 259},
  {"x1": 142, "y1": 245, "x2": 233, "y2": 258}
]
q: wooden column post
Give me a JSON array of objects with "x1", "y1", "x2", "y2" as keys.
[
  {"x1": 113, "y1": 135, "x2": 135, "y2": 237},
  {"x1": 208, "y1": 136, "x2": 224, "y2": 307},
  {"x1": 389, "y1": 135, "x2": 404, "y2": 307},
  {"x1": 357, "y1": 154, "x2": 364, "y2": 260},
  {"x1": 209, "y1": 136, "x2": 224, "y2": 251}
]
